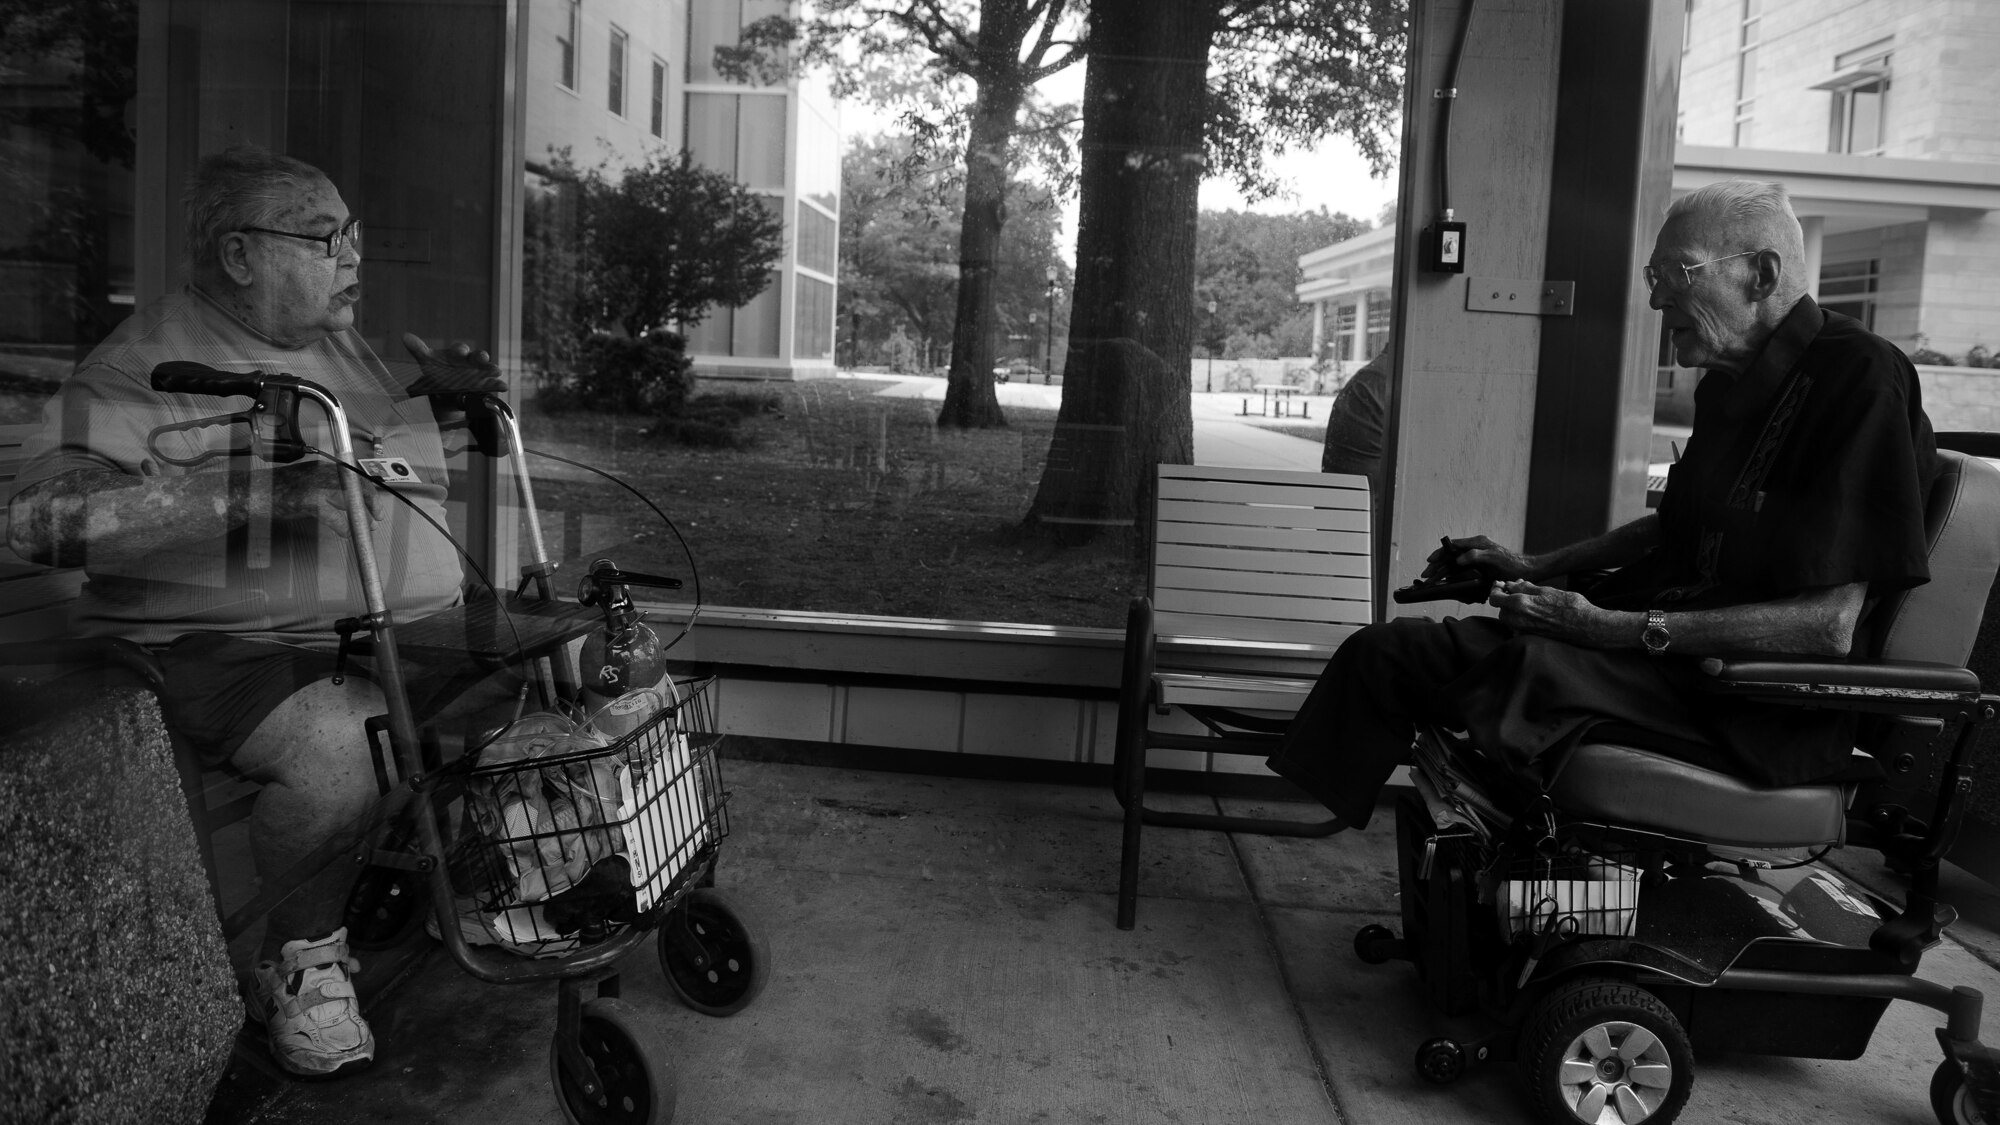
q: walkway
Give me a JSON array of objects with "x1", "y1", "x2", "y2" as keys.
[
  {"x1": 866, "y1": 373, "x2": 1329, "y2": 471},
  {"x1": 206, "y1": 753, "x2": 2000, "y2": 1124}
]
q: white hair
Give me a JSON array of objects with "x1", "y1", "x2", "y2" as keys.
[{"x1": 1666, "y1": 179, "x2": 1808, "y2": 305}]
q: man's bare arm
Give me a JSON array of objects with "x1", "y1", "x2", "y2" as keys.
[
  {"x1": 7, "y1": 464, "x2": 364, "y2": 568},
  {"x1": 1491, "y1": 579, "x2": 1869, "y2": 657}
]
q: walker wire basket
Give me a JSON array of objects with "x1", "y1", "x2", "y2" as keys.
[{"x1": 444, "y1": 674, "x2": 726, "y2": 958}]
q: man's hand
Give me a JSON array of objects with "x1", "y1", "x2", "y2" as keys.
[
  {"x1": 402, "y1": 332, "x2": 505, "y2": 397},
  {"x1": 1487, "y1": 579, "x2": 1618, "y2": 647},
  {"x1": 1422, "y1": 535, "x2": 1540, "y2": 582}
]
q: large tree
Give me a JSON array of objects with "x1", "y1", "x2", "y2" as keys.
[
  {"x1": 730, "y1": 0, "x2": 1084, "y2": 428},
  {"x1": 1024, "y1": 0, "x2": 1404, "y2": 538},
  {"x1": 840, "y1": 133, "x2": 1071, "y2": 374}
]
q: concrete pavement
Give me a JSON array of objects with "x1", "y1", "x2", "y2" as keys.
[{"x1": 206, "y1": 755, "x2": 2000, "y2": 1125}]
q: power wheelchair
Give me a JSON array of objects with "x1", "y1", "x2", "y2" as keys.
[{"x1": 1361, "y1": 446, "x2": 2000, "y2": 1125}]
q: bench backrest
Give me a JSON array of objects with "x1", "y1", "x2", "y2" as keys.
[{"x1": 1149, "y1": 464, "x2": 1372, "y2": 649}]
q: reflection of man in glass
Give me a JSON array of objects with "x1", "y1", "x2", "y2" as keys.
[
  {"x1": 7, "y1": 146, "x2": 496, "y2": 1078},
  {"x1": 1321, "y1": 341, "x2": 1393, "y2": 543},
  {"x1": 1271, "y1": 180, "x2": 1938, "y2": 830}
]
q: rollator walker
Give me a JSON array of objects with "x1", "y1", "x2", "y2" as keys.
[
  {"x1": 5, "y1": 360, "x2": 764, "y2": 1125},
  {"x1": 1362, "y1": 445, "x2": 2000, "y2": 1125}
]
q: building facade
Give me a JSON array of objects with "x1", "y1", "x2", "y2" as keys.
[
  {"x1": 1299, "y1": 0, "x2": 2000, "y2": 415},
  {"x1": 522, "y1": 0, "x2": 840, "y2": 381}
]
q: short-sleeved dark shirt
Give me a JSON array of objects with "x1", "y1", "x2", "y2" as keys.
[{"x1": 1590, "y1": 295, "x2": 1937, "y2": 618}]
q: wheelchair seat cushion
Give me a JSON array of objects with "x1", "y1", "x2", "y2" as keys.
[{"x1": 1547, "y1": 740, "x2": 1846, "y2": 849}]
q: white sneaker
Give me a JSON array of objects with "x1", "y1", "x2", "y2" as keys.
[{"x1": 249, "y1": 927, "x2": 375, "y2": 1077}]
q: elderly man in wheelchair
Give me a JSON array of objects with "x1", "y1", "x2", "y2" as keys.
[
  {"x1": 1264, "y1": 178, "x2": 2000, "y2": 1125},
  {"x1": 5, "y1": 146, "x2": 515, "y2": 1080}
]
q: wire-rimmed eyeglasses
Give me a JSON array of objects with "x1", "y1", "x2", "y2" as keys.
[
  {"x1": 240, "y1": 217, "x2": 362, "y2": 259},
  {"x1": 1643, "y1": 249, "x2": 1758, "y2": 293}
]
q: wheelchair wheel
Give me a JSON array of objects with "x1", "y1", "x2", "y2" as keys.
[
  {"x1": 1521, "y1": 977, "x2": 1692, "y2": 1125},
  {"x1": 550, "y1": 998, "x2": 676, "y2": 1125},
  {"x1": 1354, "y1": 923, "x2": 1398, "y2": 965},
  {"x1": 659, "y1": 888, "x2": 769, "y2": 1017},
  {"x1": 1932, "y1": 1058, "x2": 1991, "y2": 1125}
]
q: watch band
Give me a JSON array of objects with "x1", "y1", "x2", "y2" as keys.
[{"x1": 1642, "y1": 608, "x2": 1670, "y2": 656}]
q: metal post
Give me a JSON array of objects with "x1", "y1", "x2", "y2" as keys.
[
  {"x1": 1044, "y1": 265, "x2": 1058, "y2": 384},
  {"x1": 1205, "y1": 299, "x2": 1218, "y2": 392}
]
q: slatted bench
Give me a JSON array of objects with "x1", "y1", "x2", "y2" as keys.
[{"x1": 1112, "y1": 464, "x2": 1372, "y2": 928}]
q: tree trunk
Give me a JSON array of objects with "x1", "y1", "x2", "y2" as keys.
[
  {"x1": 1023, "y1": 0, "x2": 1213, "y2": 539},
  {"x1": 936, "y1": 0, "x2": 1031, "y2": 429}
]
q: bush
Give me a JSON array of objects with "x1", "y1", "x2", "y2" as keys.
[
  {"x1": 1910, "y1": 346, "x2": 1958, "y2": 367},
  {"x1": 1968, "y1": 345, "x2": 1992, "y2": 369},
  {"x1": 575, "y1": 331, "x2": 693, "y2": 415}
]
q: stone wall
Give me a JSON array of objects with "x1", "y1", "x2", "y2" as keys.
[{"x1": 1918, "y1": 364, "x2": 2000, "y2": 433}]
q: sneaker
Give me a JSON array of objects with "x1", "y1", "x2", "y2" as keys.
[{"x1": 249, "y1": 927, "x2": 375, "y2": 1077}]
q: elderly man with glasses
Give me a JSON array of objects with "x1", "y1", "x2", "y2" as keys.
[
  {"x1": 7, "y1": 145, "x2": 505, "y2": 1078},
  {"x1": 1265, "y1": 178, "x2": 1940, "y2": 833}
]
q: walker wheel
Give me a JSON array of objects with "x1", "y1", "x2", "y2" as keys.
[
  {"x1": 1416, "y1": 1038, "x2": 1467, "y2": 1085},
  {"x1": 1521, "y1": 977, "x2": 1692, "y2": 1125},
  {"x1": 1354, "y1": 923, "x2": 1398, "y2": 965},
  {"x1": 659, "y1": 888, "x2": 770, "y2": 1017},
  {"x1": 549, "y1": 998, "x2": 676, "y2": 1125},
  {"x1": 1933, "y1": 1057, "x2": 1995, "y2": 1125}
]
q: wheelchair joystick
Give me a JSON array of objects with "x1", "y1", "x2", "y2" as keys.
[{"x1": 1393, "y1": 536, "x2": 1497, "y2": 605}]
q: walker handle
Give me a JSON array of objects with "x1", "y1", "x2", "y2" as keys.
[{"x1": 151, "y1": 361, "x2": 286, "y2": 399}]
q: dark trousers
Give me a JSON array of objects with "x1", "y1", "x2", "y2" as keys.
[{"x1": 1266, "y1": 616, "x2": 1742, "y2": 828}]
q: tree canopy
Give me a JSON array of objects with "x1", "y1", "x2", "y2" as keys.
[
  {"x1": 1196, "y1": 208, "x2": 1372, "y2": 358},
  {"x1": 840, "y1": 134, "x2": 1070, "y2": 371}
]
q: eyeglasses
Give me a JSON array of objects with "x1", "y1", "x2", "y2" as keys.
[
  {"x1": 1643, "y1": 249, "x2": 1758, "y2": 293},
  {"x1": 240, "y1": 217, "x2": 362, "y2": 259}
]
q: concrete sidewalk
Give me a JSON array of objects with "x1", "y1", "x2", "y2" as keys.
[
  {"x1": 206, "y1": 755, "x2": 2000, "y2": 1125},
  {"x1": 869, "y1": 374, "x2": 1327, "y2": 471}
]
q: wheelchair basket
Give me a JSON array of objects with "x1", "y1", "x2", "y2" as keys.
[
  {"x1": 1494, "y1": 845, "x2": 1643, "y2": 940},
  {"x1": 444, "y1": 674, "x2": 727, "y2": 958}
]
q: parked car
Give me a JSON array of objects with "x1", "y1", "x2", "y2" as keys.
[{"x1": 994, "y1": 358, "x2": 1041, "y2": 383}]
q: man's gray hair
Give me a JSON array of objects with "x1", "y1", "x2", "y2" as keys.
[
  {"x1": 1666, "y1": 179, "x2": 1809, "y2": 304},
  {"x1": 183, "y1": 145, "x2": 330, "y2": 285}
]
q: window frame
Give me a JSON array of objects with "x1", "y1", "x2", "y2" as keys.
[
  {"x1": 557, "y1": 0, "x2": 580, "y2": 91},
  {"x1": 607, "y1": 24, "x2": 628, "y2": 117},
  {"x1": 650, "y1": 56, "x2": 667, "y2": 138}
]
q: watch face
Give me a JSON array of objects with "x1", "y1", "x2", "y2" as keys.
[{"x1": 1643, "y1": 625, "x2": 1670, "y2": 650}]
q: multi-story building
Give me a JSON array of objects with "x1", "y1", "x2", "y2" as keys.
[
  {"x1": 522, "y1": 0, "x2": 840, "y2": 381},
  {"x1": 1299, "y1": 0, "x2": 2000, "y2": 414}
]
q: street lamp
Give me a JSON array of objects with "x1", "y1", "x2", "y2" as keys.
[
  {"x1": 1205, "y1": 299, "x2": 1218, "y2": 393},
  {"x1": 1044, "y1": 265, "x2": 1058, "y2": 385}
]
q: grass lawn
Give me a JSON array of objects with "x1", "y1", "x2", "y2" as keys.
[{"x1": 513, "y1": 379, "x2": 1143, "y2": 629}]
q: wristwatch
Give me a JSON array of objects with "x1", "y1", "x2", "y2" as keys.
[{"x1": 1641, "y1": 609, "x2": 1671, "y2": 656}]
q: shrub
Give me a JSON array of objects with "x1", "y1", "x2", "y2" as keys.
[
  {"x1": 1967, "y1": 345, "x2": 1992, "y2": 369},
  {"x1": 577, "y1": 331, "x2": 693, "y2": 415},
  {"x1": 1910, "y1": 346, "x2": 1958, "y2": 367},
  {"x1": 647, "y1": 390, "x2": 779, "y2": 449}
]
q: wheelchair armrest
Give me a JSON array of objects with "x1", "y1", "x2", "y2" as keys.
[{"x1": 1698, "y1": 655, "x2": 1982, "y2": 713}]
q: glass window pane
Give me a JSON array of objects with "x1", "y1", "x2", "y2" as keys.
[
  {"x1": 686, "y1": 0, "x2": 737, "y2": 84},
  {"x1": 795, "y1": 275, "x2": 834, "y2": 359},
  {"x1": 736, "y1": 95, "x2": 787, "y2": 191},
  {"x1": 687, "y1": 305, "x2": 733, "y2": 355},
  {"x1": 732, "y1": 273, "x2": 781, "y2": 357},
  {"x1": 650, "y1": 60, "x2": 666, "y2": 137},
  {"x1": 608, "y1": 28, "x2": 627, "y2": 115},
  {"x1": 685, "y1": 92, "x2": 737, "y2": 175},
  {"x1": 797, "y1": 202, "x2": 837, "y2": 275}
]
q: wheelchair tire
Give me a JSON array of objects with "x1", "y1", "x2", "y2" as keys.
[
  {"x1": 1521, "y1": 977, "x2": 1692, "y2": 1125},
  {"x1": 659, "y1": 888, "x2": 770, "y2": 1017},
  {"x1": 550, "y1": 998, "x2": 676, "y2": 1125},
  {"x1": 1354, "y1": 924, "x2": 1398, "y2": 965},
  {"x1": 1932, "y1": 1058, "x2": 1991, "y2": 1125}
]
